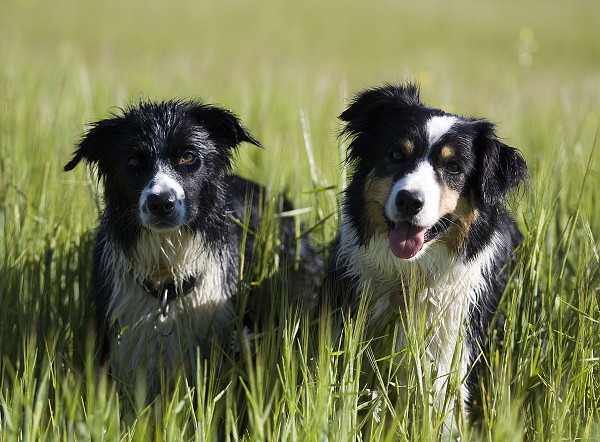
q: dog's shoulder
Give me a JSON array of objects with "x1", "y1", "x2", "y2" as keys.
[
  {"x1": 89, "y1": 223, "x2": 113, "y2": 362},
  {"x1": 224, "y1": 175, "x2": 265, "y2": 212}
]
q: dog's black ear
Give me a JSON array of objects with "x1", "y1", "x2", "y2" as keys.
[
  {"x1": 340, "y1": 83, "x2": 421, "y2": 132},
  {"x1": 190, "y1": 105, "x2": 262, "y2": 149},
  {"x1": 473, "y1": 120, "x2": 528, "y2": 205},
  {"x1": 64, "y1": 118, "x2": 122, "y2": 172},
  {"x1": 339, "y1": 83, "x2": 421, "y2": 161}
]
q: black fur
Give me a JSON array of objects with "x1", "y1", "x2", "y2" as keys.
[
  {"x1": 65, "y1": 101, "x2": 262, "y2": 253},
  {"x1": 66, "y1": 100, "x2": 320, "y2": 375},
  {"x1": 327, "y1": 83, "x2": 528, "y2": 418}
]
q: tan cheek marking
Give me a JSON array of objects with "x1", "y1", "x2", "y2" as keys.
[
  {"x1": 443, "y1": 194, "x2": 479, "y2": 254},
  {"x1": 439, "y1": 145, "x2": 455, "y2": 162},
  {"x1": 364, "y1": 173, "x2": 395, "y2": 236},
  {"x1": 439, "y1": 185, "x2": 461, "y2": 216}
]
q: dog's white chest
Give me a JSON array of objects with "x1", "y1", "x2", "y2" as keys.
[
  {"x1": 101, "y1": 231, "x2": 235, "y2": 376},
  {"x1": 337, "y1": 227, "x2": 498, "y2": 404}
]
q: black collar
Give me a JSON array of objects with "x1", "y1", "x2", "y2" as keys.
[{"x1": 139, "y1": 275, "x2": 198, "y2": 302}]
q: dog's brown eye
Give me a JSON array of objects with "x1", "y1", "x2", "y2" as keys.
[
  {"x1": 390, "y1": 150, "x2": 404, "y2": 162},
  {"x1": 128, "y1": 156, "x2": 141, "y2": 167},
  {"x1": 180, "y1": 152, "x2": 196, "y2": 165},
  {"x1": 446, "y1": 163, "x2": 461, "y2": 174}
]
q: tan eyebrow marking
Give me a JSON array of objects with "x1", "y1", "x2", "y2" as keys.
[
  {"x1": 402, "y1": 140, "x2": 415, "y2": 156},
  {"x1": 439, "y1": 145, "x2": 456, "y2": 162}
]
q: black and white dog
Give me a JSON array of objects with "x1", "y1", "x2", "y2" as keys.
[
  {"x1": 326, "y1": 83, "x2": 527, "y2": 420},
  {"x1": 65, "y1": 100, "x2": 318, "y2": 380}
]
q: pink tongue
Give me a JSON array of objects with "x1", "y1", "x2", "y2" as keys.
[{"x1": 389, "y1": 222, "x2": 426, "y2": 259}]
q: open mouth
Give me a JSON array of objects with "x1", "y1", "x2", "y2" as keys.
[{"x1": 385, "y1": 216, "x2": 452, "y2": 259}]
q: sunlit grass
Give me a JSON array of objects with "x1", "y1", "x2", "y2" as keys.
[{"x1": 1, "y1": 0, "x2": 599, "y2": 440}]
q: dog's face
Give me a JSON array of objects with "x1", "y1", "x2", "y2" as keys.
[
  {"x1": 65, "y1": 100, "x2": 260, "y2": 241},
  {"x1": 340, "y1": 84, "x2": 527, "y2": 259}
]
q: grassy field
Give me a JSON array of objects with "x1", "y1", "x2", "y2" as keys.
[{"x1": 1, "y1": 0, "x2": 599, "y2": 440}]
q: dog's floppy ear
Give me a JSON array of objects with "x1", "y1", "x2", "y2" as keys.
[
  {"x1": 64, "y1": 118, "x2": 122, "y2": 172},
  {"x1": 190, "y1": 105, "x2": 262, "y2": 149},
  {"x1": 473, "y1": 120, "x2": 528, "y2": 205},
  {"x1": 339, "y1": 83, "x2": 421, "y2": 161}
]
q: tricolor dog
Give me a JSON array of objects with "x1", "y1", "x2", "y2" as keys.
[{"x1": 326, "y1": 83, "x2": 527, "y2": 422}]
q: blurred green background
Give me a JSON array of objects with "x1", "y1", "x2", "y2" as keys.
[{"x1": 2, "y1": 0, "x2": 599, "y2": 235}]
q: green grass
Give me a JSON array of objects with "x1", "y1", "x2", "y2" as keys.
[{"x1": 1, "y1": 0, "x2": 599, "y2": 440}]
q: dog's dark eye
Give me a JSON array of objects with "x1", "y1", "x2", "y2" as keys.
[
  {"x1": 180, "y1": 152, "x2": 196, "y2": 165},
  {"x1": 446, "y1": 163, "x2": 461, "y2": 174},
  {"x1": 128, "y1": 155, "x2": 142, "y2": 167},
  {"x1": 389, "y1": 150, "x2": 404, "y2": 162}
]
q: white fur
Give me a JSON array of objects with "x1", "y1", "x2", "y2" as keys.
[
  {"x1": 139, "y1": 170, "x2": 187, "y2": 227},
  {"x1": 384, "y1": 161, "x2": 441, "y2": 228},
  {"x1": 99, "y1": 229, "x2": 234, "y2": 377},
  {"x1": 426, "y1": 115, "x2": 457, "y2": 147},
  {"x1": 336, "y1": 219, "x2": 500, "y2": 422}
]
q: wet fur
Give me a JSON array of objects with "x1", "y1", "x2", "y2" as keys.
[{"x1": 65, "y1": 100, "x2": 320, "y2": 382}]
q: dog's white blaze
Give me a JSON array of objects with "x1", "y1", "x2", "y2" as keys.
[
  {"x1": 336, "y1": 221, "x2": 501, "y2": 416},
  {"x1": 139, "y1": 170, "x2": 187, "y2": 226},
  {"x1": 426, "y1": 115, "x2": 457, "y2": 147},
  {"x1": 101, "y1": 230, "x2": 233, "y2": 377},
  {"x1": 384, "y1": 161, "x2": 441, "y2": 227}
]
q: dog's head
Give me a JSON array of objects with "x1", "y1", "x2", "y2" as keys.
[
  {"x1": 340, "y1": 83, "x2": 528, "y2": 259},
  {"x1": 65, "y1": 100, "x2": 261, "y2": 237}
]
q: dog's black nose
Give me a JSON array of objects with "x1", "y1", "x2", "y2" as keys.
[
  {"x1": 395, "y1": 190, "x2": 424, "y2": 217},
  {"x1": 146, "y1": 192, "x2": 176, "y2": 216}
]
